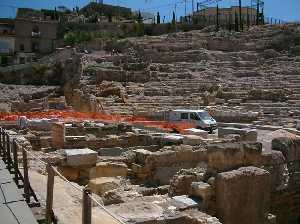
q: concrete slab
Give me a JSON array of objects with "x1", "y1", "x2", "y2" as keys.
[
  {"x1": 0, "y1": 204, "x2": 18, "y2": 224},
  {"x1": 7, "y1": 201, "x2": 38, "y2": 224},
  {"x1": 0, "y1": 169, "x2": 13, "y2": 184},
  {"x1": 65, "y1": 148, "x2": 97, "y2": 167},
  {"x1": 1, "y1": 182, "x2": 24, "y2": 204},
  {"x1": 0, "y1": 159, "x2": 6, "y2": 170}
]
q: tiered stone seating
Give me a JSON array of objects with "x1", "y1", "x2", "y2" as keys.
[{"x1": 79, "y1": 24, "x2": 300, "y2": 127}]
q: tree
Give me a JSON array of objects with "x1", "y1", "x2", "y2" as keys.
[
  {"x1": 157, "y1": 12, "x2": 161, "y2": 24},
  {"x1": 64, "y1": 32, "x2": 76, "y2": 46}
]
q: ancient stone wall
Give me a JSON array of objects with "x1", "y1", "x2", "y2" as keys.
[
  {"x1": 270, "y1": 137, "x2": 300, "y2": 224},
  {"x1": 52, "y1": 122, "x2": 65, "y2": 149},
  {"x1": 216, "y1": 167, "x2": 270, "y2": 224}
]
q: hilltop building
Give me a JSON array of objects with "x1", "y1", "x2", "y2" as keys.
[{"x1": 192, "y1": 6, "x2": 258, "y2": 25}]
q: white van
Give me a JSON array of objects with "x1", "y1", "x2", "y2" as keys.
[{"x1": 169, "y1": 110, "x2": 217, "y2": 133}]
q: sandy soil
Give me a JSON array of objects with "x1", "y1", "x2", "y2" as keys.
[{"x1": 29, "y1": 170, "x2": 120, "y2": 224}]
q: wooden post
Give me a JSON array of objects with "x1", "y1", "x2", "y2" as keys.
[
  {"x1": 12, "y1": 139, "x2": 19, "y2": 185},
  {"x1": 82, "y1": 188, "x2": 92, "y2": 224},
  {"x1": 3, "y1": 131, "x2": 7, "y2": 163},
  {"x1": 6, "y1": 133, "x2": 12, "y2": 171},
  {"x1": 22, "y1": 147, "x2": 30, "y2": 203},
  {"x1": 0, "y1": 128, "x2": 3, "y2": 156},
  {"x1": 46, "y1": 164, "x2": 55, "y2": 224}
]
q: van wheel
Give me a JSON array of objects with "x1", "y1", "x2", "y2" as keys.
[{"x1": 208, "y1": 129, "x2": 213, "y2": 134}]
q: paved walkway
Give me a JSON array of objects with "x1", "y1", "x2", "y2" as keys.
[{"x1": 0, "y1": 158, "x2": 38, "y2": 224}]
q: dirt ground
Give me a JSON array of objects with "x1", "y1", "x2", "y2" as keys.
[{"x1": 29, "y1": 170, "x2": 120, "y2": 224}]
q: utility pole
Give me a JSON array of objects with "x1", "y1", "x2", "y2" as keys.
[
  {"x1": 250, "y1": 0, "x2": 253, "y2": 25},
  {"x1": 192, "y1": 0, "x2": 195, "y2": 13},
  {"x1": 175, "y1": 4, "x2": 178, "y2": 32},
  {"x1": 239, "y1": 0, "x2": 242, "y2": 30},
  {"x1": 216, "y1": 4, "x2": 219, "y2": 31},
  {"x1": 184, "y1": 0, "x2": 187, "y2": 18},
  {"x1": 256, "y1": 0, "x2": 259, "y2": 25},
  {"x1": 247, "y1": 7, "x2": 250, "y2": 28}
]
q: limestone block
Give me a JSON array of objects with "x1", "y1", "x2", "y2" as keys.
[
  {"x1": 57, "y1": 166, "x2": 80, "y2": 181},
  {"x1": 272, "y1": 137, "x2": 300, "y2": 162},
  {"x1": 297, "y1": 121, "x2": 300, "y2": 131},
  {"x1": 134, "y1": 149, "x2": 153, "y2": 165},
  {"x1": 218, "y1": 127, "x2": 257, "y2": 142},
  {"x1": 162, "y1": 134, "x2": 184, "y2": 145},
  {"x1": 207, "y1": 143, "x2": 262, "y2": 172},
  {"x1": 98, "y1": 147, "x2": 124, "y2": 157},
  {"x1": 183, "y1": 135, "x2": 204, "y2": 146},
  {"x1": 184, "y1": 129, "x2": 208, "y2": 138},
  {"x1": 88, "y1": 177, "x2": 121, "y2": 196},
  {"x1": 89, "y1": 162, "x2": 128, "y2": 178},
  {"x1": 65, "y1": 148, "x2": 97, "y2": 167},
  {"x1": 191, "y1": 182, "x2": 213, "y2": 201},
  {"x1": 170, "y1": 195, "x2": 199, "y2": 210},
  {"x1": 216, "y1": 166, "x2": 270, "y2": 224},
  {"x1": 52, "y1": 122, "x2": 65, "y2": 149}
]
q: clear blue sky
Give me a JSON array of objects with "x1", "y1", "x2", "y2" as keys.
[{"x1": 0, "y1": 0, "x2": 299, "y2": 22}]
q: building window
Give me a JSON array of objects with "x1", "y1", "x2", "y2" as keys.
[{"x1": 20, "y1": 44, "x2": 24, "y2": 51}]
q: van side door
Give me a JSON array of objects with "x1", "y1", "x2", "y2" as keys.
[{"x1": 190, "y1": 112, "x2": 201, "y2": 127}]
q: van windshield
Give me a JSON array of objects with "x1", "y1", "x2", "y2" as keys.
[{"x1": 198, "y1": 111, "x2": 212, "y2": 120}]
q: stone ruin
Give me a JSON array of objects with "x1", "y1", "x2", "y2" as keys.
[
  {"x1": 0, "y1": 23, "x2": 300, "y2": 224},
  {"x1": 1, "y1": 115, "x2": 298, "y2": 224}
]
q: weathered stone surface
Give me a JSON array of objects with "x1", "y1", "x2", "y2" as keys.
[
  {"x1": 88, "y1": 177, "x2": 121, "y2": 196},
  {"x1": 52, "y1": 122, "x2": 65, "y2": 149},
  {"x1": 169, "y1": 169, "x2": 205, "y2": 196},
  {"x1": 184, "y1": 129, "x2": 208, "y2": 138},
  {"x1": 89, "y1": 162, "x2": 128, "y2": 178},
  {"x1": 183, "y1": 135, "x2": 204, "y2": 146},
  {"x1": 57, "y1": 166, "x2": 80, "y2": 181},
  {"x1": 218, "y1": 127, "x2": 257, "y2": 142},
  {"x1": 272, "y1": 137, "x2": 300, "y2": 162},
  {"x1": 191, "y1": 182, "x2": 213, "y2": 201},
  {"x1": 216, "y1": 166, "x2": 270, "y2": 224},
  {"x1": 64, "y1": 148, "x2": 97, "y2": 167},
  {"x1": 207, "y1": 142, "x2": 262, "y2": 172}
]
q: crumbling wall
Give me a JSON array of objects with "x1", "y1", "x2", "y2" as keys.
[
  {"x1": 270, "y1": 137, "x2": 300, "y2": 224},
  {"x1": 131, "y1": 145, "x2": 207, "y2": 186},
  {"x1": 216, "y1": 166, "x2": 270, "y2": 224},
  {"x1": 52, "y1": 122, "x2": 65, "y2": 149}
]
